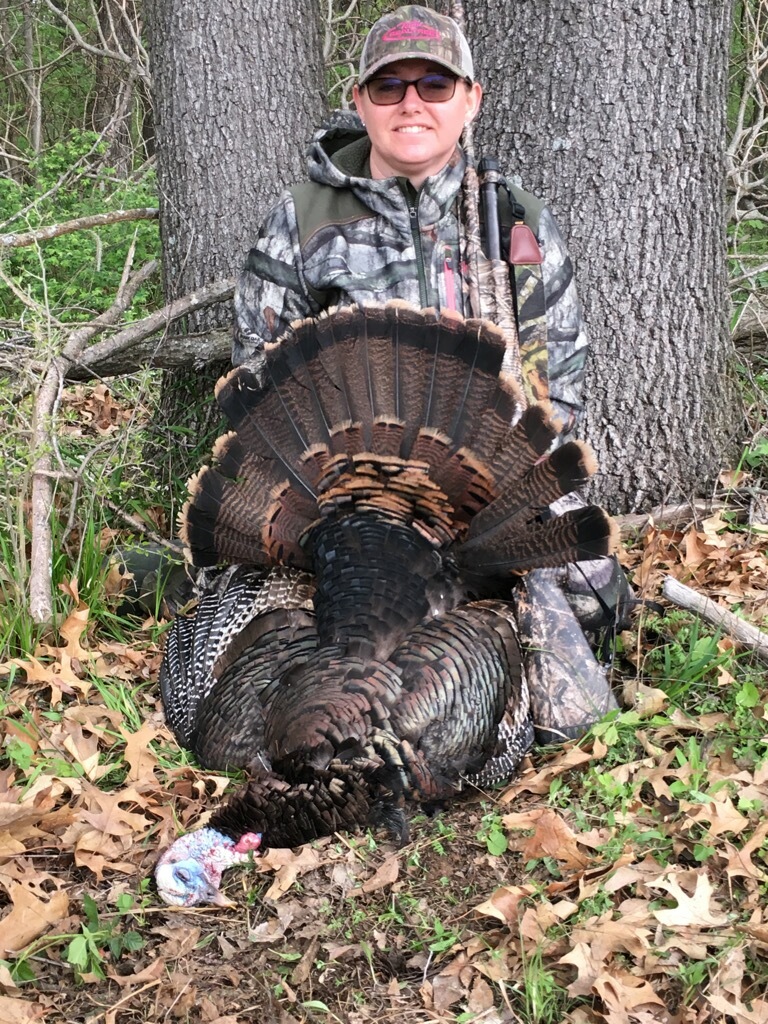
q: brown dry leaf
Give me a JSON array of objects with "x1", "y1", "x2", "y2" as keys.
[
  {"x1": 724, "y1": 820, "x2": 768, "y2": 884},
  {"x1": 355, "y1": 854, "x2": 399, "y2": 894},
  {"x1": 152, "y1": 924, "x2": 203, "y2": 959},
  {"x1": 519, "y1": 903, "x2": 560, "y2": 944},
  {"x1": 248, "y1": 916, "x2": 292, "y2": 944},
  {"x1": 559, "y1": 941, "x2": 603, "y2": 996},
  {"x1": 0, "y1": 781, "x2": 63, "y2": 836},
  {"x1": 707, "y1": 994, "x2": 768, "y2": 1024},
  {"x1": 467, "y1": 976, "x2": 495, "y2": 1013},
  {"x1": 0, "y1": 880, "x2": 69, "y2": 955},
  {"x1": 67, "y1": 784, "x2": 156, "y2": 877},
  {"x1": 56, "y1": 592, "x2": 92, "y2": 660},
  {"x1": 502, "y1": 807, "x2": 592, "y2": 870},
  {"x1": 651, "y1": 871, "x2": 729, "y2": 927},
  {"x1": 5, "y1": 654, "x2": 85, "y2": 702},
  {"x1": 0, "y1": 961, "x2": 22, "y2": 997},
  {"x1": 77, "y1": 785, "x2": 154, "y2": 840},
  {"x1": 56, "y1": 720, "x2": 112, "y2": 782},
  {"x1": 260, "y1": 845, "x2": 322, "y2": 900},
  {"x1": 0, "y1": 996, "x2": 47, "y2": 1024},
  {"x1": 686, "y1": 795, "x2": 750, "y2": 838},
  {"x1": 120, "y1": 721, "x2": 162, "y2": 782},
  {"x1": 107, "y1": 958, "x2": 166, "y2": 988},
  {"x1": 473, "y1": 883, "x2": 534, "y2": 924},
  {"x1": 499, "y1": 745, "x2": 594, "y2": 800},
  {"x1": 623, "y1": 680, "x2": 669, "y2": 718},
  {"x1": 430, "y1": 972, "x2": 465, "y2": 1012},
  {"x1": 706, "y1": 947, "x2": 768, "y2": 1023},
  {"x1": 159, "y1": 972, "x2": 197, "y2": 1018},
  {"x1": 593, "y1": 970, "x2": 666, "y2": 1015},
  {"x1": 570, "y1": 908, "x2": 653, "y2": 961}
]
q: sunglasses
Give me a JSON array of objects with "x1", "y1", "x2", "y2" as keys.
[{"x1": 364, "y1": 72, "x2": 464, "y2": 105}]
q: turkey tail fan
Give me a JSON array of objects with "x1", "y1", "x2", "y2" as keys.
[{"x1": 180, "y1": 302, "x2": 613, "y2": 573}]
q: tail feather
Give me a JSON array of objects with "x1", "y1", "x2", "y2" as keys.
[
  {"x1": 215, "y1": 365, "x2": 317, "y2": 501},
  {"x1": 315, "y1": 305, "x2": 378, "y2": 446},
  {"x1": 463, "y1": 368, "x2": 526, "y2": 465},
  {"x1": 183, "y1": 460, "x2": 316, "y2": 569},
  {"x1": 471, "y1": 401, "x2": 559, "y2": 487},
  {"x1": 465, "y1": 440, "x2": 597, "y2": 548},
  {"x1": 460, "y1": 506, "x2": 619, "y2": 574}
]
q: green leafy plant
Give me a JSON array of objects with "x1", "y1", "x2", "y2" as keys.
[
  {"x1": 477, "y1": 808, "x2": 509, "y2": 856},
  {"x1": 9, "y1": 892, "x2": 145, "y2": 984}
]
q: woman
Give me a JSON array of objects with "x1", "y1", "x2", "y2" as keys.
[
  {"x1": 231, "y1": 5, "x2": 626, "y2": 741},
  {"x1": 233, "y1": 5, "x2": 587, "y2": 442}
]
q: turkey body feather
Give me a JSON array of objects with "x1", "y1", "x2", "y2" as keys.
[{"x1": 155, "y1": 303, "x2": 616, "y2": 907}]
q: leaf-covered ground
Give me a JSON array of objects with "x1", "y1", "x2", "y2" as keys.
[{"x1": 2, "y1": 394, "x2": 768, "y2": 1024}]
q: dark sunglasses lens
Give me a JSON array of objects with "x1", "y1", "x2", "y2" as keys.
[
  {"x1": 367, "y1": 73, "x2": 458, "y2": 105},
  {"x1": 368, "y1": 78, "x2": 407, "y2": 104},
  {"x1": 417, "y1": 74, "x2": 456, "y2": 101}
]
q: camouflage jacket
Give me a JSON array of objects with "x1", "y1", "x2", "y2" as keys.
[{"x1": 234, "y1": 115, "x2": 588, "y2": 436}]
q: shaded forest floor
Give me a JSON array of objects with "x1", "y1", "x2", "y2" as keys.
[{"x1": 2, "y1": 387, "x2": 768, "y2": 1024}]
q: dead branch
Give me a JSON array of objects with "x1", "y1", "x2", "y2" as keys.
[
  {"x1": 662, "y1": 577, "x2": 768, "y2": 665},
  {"x1": 63, "y1": 278, "x2": 235, "y2": 380},
  {"x1": 66, "y1": 327, "x2": 232, "y2": 379},
  {"x1": 0, "y1": 208, "x2": 158, "y2": 248},
  {"x1": 616, "y1": 500, "x2": 727, "y2": 537},
  {"x1": 29, "y1": 258, "x2": 160, "y2": 624}
]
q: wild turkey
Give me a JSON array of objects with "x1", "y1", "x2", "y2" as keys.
[{"x1": 154, "y1": 302, "x2": 616, "y2": 906}]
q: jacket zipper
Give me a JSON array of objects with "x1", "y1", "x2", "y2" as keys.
[{"x1": 408, "y1": 202, "x2": 429, "y2": 308}]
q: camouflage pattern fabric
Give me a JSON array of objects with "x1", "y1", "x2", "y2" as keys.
[
  {"x1": 513, "y1": 569, "x2": 619, "y2": 745},
  {"x1": 457, "y1": 161, "x2": 524, "y2": 388},
  {"x1": 358, "y1": 5, "x2": 474, "y2": 83},
  {"x1": 233, "y1": 115, "x2": 588, "y2": 441}
]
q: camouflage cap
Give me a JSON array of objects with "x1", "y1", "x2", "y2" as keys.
[{"x1": 359, "y1": 5, "x2": 474, "y2": 84}]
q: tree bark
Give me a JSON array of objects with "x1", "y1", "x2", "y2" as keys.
[
  {"x1": 144, "y1": 0, "x2": 326, "y2": 483},
  {"x1": 465, "y1": 0, "x2": 740, "y2": 513}
]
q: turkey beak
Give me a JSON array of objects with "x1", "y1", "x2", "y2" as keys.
[{"x1": 208, "y1": 887, "x2": 236, "y2": 908}]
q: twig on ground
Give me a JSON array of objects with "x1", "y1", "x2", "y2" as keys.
[
  {"x1": 102, "y1": 499, "x2": 185, "y2": 551},
  {"x1": 662, "y1": 576, "x2": 768, "y2": 665}
]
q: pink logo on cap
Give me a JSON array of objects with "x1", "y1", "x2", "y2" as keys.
[{"x1": 382, "y1": 20, "x2": 441, "y2": 42}]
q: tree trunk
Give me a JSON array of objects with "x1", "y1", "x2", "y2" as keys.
[
  {"x1": 465, "y1": 0, "x2": 740, "y2": 512},
  {"x1": 21, "y1": 0, "x2": 42, "y2": 172},
  {"x1": 145, "y1": 0, "x2": 326, "y2": 491},
  {"x1": 88, "y1": 0, "x2": 141, "y2": 176}
]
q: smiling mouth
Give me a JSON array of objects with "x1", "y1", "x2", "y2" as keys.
[{"x1": 395, "y1": 126, "x2": 429, "y2": 133}]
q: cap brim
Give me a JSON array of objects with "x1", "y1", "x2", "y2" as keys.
[{"x1": 359, "y1": 53, "x2": 471, "y2": 84}]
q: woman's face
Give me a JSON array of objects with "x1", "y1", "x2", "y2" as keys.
[{"x1": 353, "y1": 59, "x2": 482, "y2": 189}]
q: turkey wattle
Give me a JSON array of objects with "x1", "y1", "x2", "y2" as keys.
[{"x1": 155, "y1": 303, "x2": 616, "y2": 907}]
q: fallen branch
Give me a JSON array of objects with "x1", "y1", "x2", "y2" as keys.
[
  {"x1": 63, "y1": 278, "x2": 235, "y2": 380},
  {"x1": 0, "y1": 208, "x2": 158, "y2": 248},
  {"x1": 662, "y1": 576, "x2": 768, "y2": 665},
  {"x1": 616, "y1": 500, "x2": 726, "y2": 537}
]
